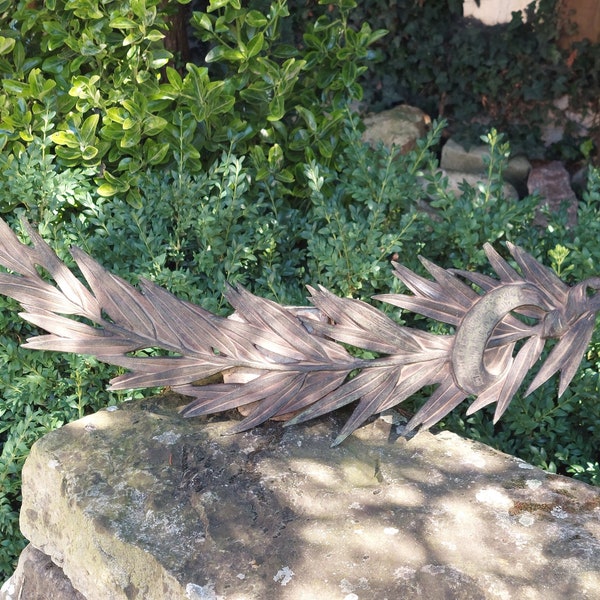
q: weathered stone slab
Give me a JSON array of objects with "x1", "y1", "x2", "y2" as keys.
[
  {"x1": 441, "y1": 138, "x2": 532, "y2": 194},
  {"x1": 362, "y1": 104, "x2": 430, "y2": 153},
  {"x1": 435, "y1": 168, "x2": 519, "y2": 200},
  {"x1": 8, "y1": 393, "x2": 600, "y2": 599}
]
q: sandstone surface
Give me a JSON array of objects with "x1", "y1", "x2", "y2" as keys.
[{"x1": 3, "y1": 393, "x2": 600, "y2": 600}]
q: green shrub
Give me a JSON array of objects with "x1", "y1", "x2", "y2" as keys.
[
  {"x1": 330, "y1": 0, "x2": 600, "y2": 160},
  {"x1": 301, "y1": 116, "x2": 437, "y2": 297},
  {"x1": 0, "y1": 0, "x2": 179, "y2": 206},
  {"x1": 0, "y1": 0, "x2": 386, "y2": 206},
  {"x1": 0, "y1": 0, "x2": 388, "y2": 577},
  {"x1": 0, "y1": 292, "x2": 137, "y2": 572},
  {"x1": 419, "y1": 129, "x2": 540, "y2": 268}
]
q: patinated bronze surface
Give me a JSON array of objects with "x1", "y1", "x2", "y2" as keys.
[{"x1": 0, "y1": 217, "x2": 598, "y2": 444}]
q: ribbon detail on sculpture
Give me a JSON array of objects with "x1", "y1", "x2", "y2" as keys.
[{"x1": 451, "y1": 283, "x2": 547, "y2": 395}]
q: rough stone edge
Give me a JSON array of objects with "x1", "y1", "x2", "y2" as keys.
[
  {"x1": 18, "y1": 419, "x2": 188, "y2": 600},
  {"x1": 7, "y1": 396, "x2": 600, "y2": 600},
  {"x1": 0, "y1": 544, "x2": 85, "y2": 600}
]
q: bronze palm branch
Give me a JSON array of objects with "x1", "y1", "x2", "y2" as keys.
[{"x1": 0, "y1": 217, "x2": 599, "y2": 445}]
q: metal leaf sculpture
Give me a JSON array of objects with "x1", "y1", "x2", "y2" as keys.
[{"x1": 1, "y1": 217, "x2": 599, "y2": 445}]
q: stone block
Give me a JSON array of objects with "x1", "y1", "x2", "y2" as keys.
[
  {"x1": 0, "y1": 544, "x2": 85, "y2": 600},
  {"x1": 527, "y1": 160, "x2": 578, "y2": 227},
  {"x1": 441, "y1": 138, "x2": 532, "y2": 195},
  {"x1": 5, "y1": 394, "x2": 600, "y2": 599},
  {"x1": 435, "y1": 168, "x2": 519, "y2": 200},
  {"x1": 362, "y1": 104, "x2": 430, "y2": 154}
]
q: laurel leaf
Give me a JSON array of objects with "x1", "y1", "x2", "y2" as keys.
[{"x1": 405, "y1": 379, "x2": 467, "y2": 432}]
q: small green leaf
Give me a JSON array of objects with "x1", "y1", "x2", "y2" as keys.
[
  {"x1": 109, "y1": 17, "x2": 137, "y2": 29},
  {"x1": 149, "y1": 49, "x2": 172, "y2": 69},
  {"x1": 143, "y1": 114, "x2": 168, "y2": 136},
  {"x1": 295, "y1": 106, "x2": 317, "y2": 132},
  {"x1": 126, "y1": 187, "x2": 143, "y2": 208},
  {"x1": 208, "y1": 0, "x2": 239, "y2": 10},
  {"x1": 130, "y1": 0, "x2": 148, "y2": 20},
  {"x1": 267, "y1": 96, "x2": 285, "y2": 121},
  {"x1": 165, "y1": 66, "x2": 183, "y2": 90},
  {"x1": 245, "y1": 10, "x2": 268, "y2": 27},
  {"x1": 0, "y1": 36, "x2": 15, "y2": 56},
  {"x1": 80, "y1": 113, "x2": 99, "y2": 144},
  {"x1": 303, "y1": 33, "x2": 323, "y2": 51},
  {"x1": 50, "y1": 130, "x2": 79, "y2": 148},
  {"x1": 81, "y1": 145, "x2": 99, "y2": 161},
  {"x1": 122, "y1": 117, "x2": 137, "y2": 130},
  {"x1": 317, "y1": 138, "x2": 334, "y2": 159},
  {"x1": 105, "y1": 107, "x2": 128, "y2": 124},
  {"x1": 54, "y1": 146, "x2": 83, "y2": 164},
  {"x1": 245, "y1": 32, "x2": 264, "y2": 58},
  {"x1": 96, "y1": 183, "x2": 119, "y2": 197},
  {"x1": 276, "y1": 168, "x2": 295, "y2": 184},
  {"x1": 267, "y1": 143, "x2": 284, "y2": 168},
  {"x1": 123, "y1": 32, "x2": 142, "y2": 47},
  {"x1": 101, "y1": 170, "x2": 123, "y2": 186},
  {"x1": 205, "y1": 45, "x2": 244, "y2": 63},
  {"x1": 19, "y1": 130, "x2": 34, "y2": 143},
  {"x1": 144, "y1": 140, "x2": 170, "y2": 165},
  {"x1": 193, "y1": 12, "x2": 213, "y2": 31},
  {"x1": 239, "y1": 81, "x2": 270, "y2": 105},
  {"x1": 146, "y1": 29, "x2": 166, "y2": 42},
  {"x1": 341, "y1": 61, "x2": 357, "y2": 86},
  {"x1": 2, "y1": 80, "x2": 28, "y2": 95},
  {"x1": 42, "y1": 55, "x2": 66, "y2": 74},
  {"x1": 120, "y1": 125, "x2": 141, "y2": 148},
  {"x1": 366, "y1": 28, "x2": 388, "y2": 45}
]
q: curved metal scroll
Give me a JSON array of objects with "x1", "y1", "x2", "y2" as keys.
[{"x1": 451, "y1": 284, "x2": 546, "y2": 395}]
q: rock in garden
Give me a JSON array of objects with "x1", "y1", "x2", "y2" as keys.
[
  {"x1": 435, "y1": 168, "x2": 519, "y2": 200},
  {"x1": 527, "y1": 160, "x2": 578, "y2": 227},
  {"x1": 1, "y1": 545, "x2": 85, "y2": 600},
  {"x1": 3, "y1": 393, "x2": 600, "y2": 599},
  {"x1": 362, "y1": 104, "x2": 430, "y2": 153},
  {"x1": 441, "y1": 137, "x2": 532, "y2": 195}
]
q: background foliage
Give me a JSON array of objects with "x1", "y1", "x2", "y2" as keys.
[
  {"x1": 310, "y1": 0, "x2": 600, "y2": 161},
  {"x1": 0, "y1": 0, "x2": 599, "y2": 579}
]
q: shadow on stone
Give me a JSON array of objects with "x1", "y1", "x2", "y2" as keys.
[{"x1": 3, "y1": 393, "x2": 600, "y2": 599}]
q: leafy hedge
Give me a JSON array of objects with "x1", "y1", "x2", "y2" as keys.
[
  {"x1": 0, "y1": 0, "x2": 386, "y2": 207},
  {"x1": 0, "y1": 0, "x2": 599, "y2": 580},
  {"x1": 338, "y1": 0, "x2": 600, "y2": 160}
]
